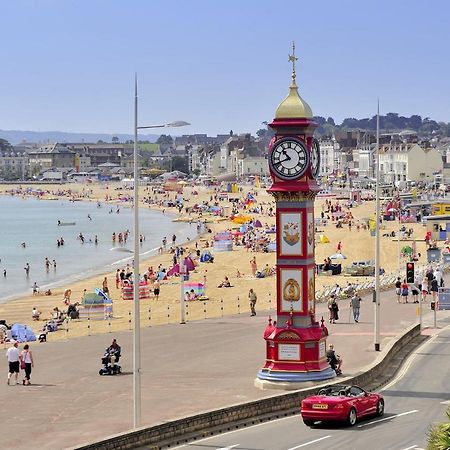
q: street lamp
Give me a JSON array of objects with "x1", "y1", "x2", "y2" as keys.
[
  {"x1": 133, "y1": 74, "x2": 189, "y2": 429},
  {"x1": 374, "y1": 100, "x2": 381, "y2": 352}
]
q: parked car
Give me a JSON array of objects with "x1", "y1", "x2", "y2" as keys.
[{"x1": 300, "y1": 384, "x2": 384, "y2": 427}]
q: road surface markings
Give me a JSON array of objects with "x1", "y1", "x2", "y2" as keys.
[
  {"x1": 287, "y1": 435, "x2": 332, "y2": 449},
  {"x1": 357, "y1": 409, "x2": 419, "y2": 428},
  {"x1": 401, "y1": 445, "x2": 418, "y2": 450},
  {"x1": 216, "y1": 445, "x2": 239, "y2": 450},
  {"x1": 440, "y1": 400, "x2": 450, "y2": 404},
  {"x1": 382, "y1": 329, "x2": 443, "y2": 391}
]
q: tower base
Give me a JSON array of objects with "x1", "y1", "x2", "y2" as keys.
[{"x1": 255, "y1": 367, "x2": 336, "y2": 390}]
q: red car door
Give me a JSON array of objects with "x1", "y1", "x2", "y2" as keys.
[{"x1": 350, "y1": 387, "x2": 370, "y2": 416}]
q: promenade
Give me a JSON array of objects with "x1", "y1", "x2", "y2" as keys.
[{"x1": 1, "y1": 286, "x2": 449, "y2": 450}]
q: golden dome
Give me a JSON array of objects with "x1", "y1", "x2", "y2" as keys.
[
  {"x1": 275, "y1": 42, "x2": 313, "y2": 119},
  {"x1": 275, "y1": 78, "x2": 313, "y2": 119}
]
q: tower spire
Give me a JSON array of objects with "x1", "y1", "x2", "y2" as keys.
[{"x1": 288, "y1": 41, "x2": 298, "y2": 85}]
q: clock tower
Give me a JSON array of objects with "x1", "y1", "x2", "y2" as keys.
[{"x1": 255, "y1": 43, "x2": 335, "y2": 388}]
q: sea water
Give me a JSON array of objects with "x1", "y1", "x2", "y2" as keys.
[{"x1": 0, "y1": 196, "x2": 197, "y2": 302}]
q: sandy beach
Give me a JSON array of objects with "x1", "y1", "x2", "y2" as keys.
[{"x1": 0, "y1": 181, "x2": 431, "y2": 342}]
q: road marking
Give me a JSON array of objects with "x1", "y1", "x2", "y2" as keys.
[
  {"x1": 287, "y1": 435, "x2": 332, "y2": 449},
  {"x1": 357, "y1": 409, "x2": 419, "y2": 428},
  {"x1": 381, "y1": 328, "x2": 444, "y2": 391},
  {"x1": 217, "y1": 445, "x2": 239, "y2": 450},
  {"x1": 401, "y1": 445, "x2": 417, "y2": 450},
  {"x1": 440, "y1": 400, "x2": 450, "y2": 404}
]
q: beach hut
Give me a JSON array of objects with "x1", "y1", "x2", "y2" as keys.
[{"x1": 79, "y1": 289, "x2": 113, "y2": 319}]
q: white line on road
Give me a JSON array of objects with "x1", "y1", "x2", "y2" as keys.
[
  {"x1": 287, "y1": 435, "x2": 332, "y2": 450},
  {"x1": 440, "y1": 400, "x2": 450, "y2": 404},
  {"x1": 357, "y1": 410, "x2": 419, "y2": 428},
  {"x1": 216, "y1": 445, "x2": 240, "y2": 450},
  {"x1": 401, "y1": 445, "x2": 417, "y2": 450}
]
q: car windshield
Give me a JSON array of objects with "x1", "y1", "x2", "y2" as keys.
[{"x1": 317, "y1": 385, "x2": 354, "y2": 397}]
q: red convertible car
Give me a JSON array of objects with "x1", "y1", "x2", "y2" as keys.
[{"x1": 301, "y1": 385, "x2": 384, "y2": 427}]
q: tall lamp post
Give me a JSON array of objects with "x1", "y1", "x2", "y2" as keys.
[
  {"x1": 133, "y1": 75, "x2": 189, "y2": 428},
  {"x1": 374, "y1": 100, "x2": 381, "y2": 352}
]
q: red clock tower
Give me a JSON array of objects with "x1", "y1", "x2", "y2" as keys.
[{"x1": 256, "y1": 43, "x2": 335, "y2": 388}]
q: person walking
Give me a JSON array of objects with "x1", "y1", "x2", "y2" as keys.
[
  {"x1": 350, "y1": 292, "x2": 362, "y2": 323},
  {"x1": 395, "y1": 277, "x2": 402, "y2": 303},
  {"x1": 102, "y1": 277, "x2": 109, "y2": 295},
  {"x1": 430, "y1": 276, "x2": 439, "y2": 302},
  {"x1": 249, "y1": 288, "x2": 257, "y2": 316},
  {"x1": 327, "y1": 295, "x2": 339, "y2": 323},
  {"x1": 20, "y1": 344, "x2": 34, "y2": 385},
  {"x1": 337, "y1": 241, "x2": 342, "y2": 253},
  {"x1": 421, "y1": 275, "x2": 429, "y2": 303},
  {"x1": 6, "y1": 341, "x2": 20, "y2": 385},
  {"x1": 153, "y1": 280, "x2": 160, "y2": 301},
  {"x1": 401, "y1": 279, "x2": 409, "y2": 303}
]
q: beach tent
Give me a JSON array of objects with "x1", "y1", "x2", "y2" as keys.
[
  {"x1": 319, "y1": 234, "x2": 330, "y2": 243},
  {"x1": 11, "y1": 324, "x2": 36, "y2": 342},
  {"x1": 200, "y1": 250, "x2": 214, "y2": 262},
  {"x1": 254, "y1": 219, "x2": 262, "y2": 228},
  {"x1": 121, "y1": 280, "x2": 150, "y2": 301},
  {"x1": 80, "y1": 289, "x2": 113, "y2": 319}
]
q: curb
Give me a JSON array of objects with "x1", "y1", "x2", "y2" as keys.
[{"x1": 73, "y1": 323, "x2": 424, "y2": 450}]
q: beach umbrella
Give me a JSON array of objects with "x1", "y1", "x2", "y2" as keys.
[{"x1": 329, "y1": 253, "x2": 347, "y2": 259}]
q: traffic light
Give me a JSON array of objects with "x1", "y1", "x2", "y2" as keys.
[{"x1": 406, "y1": 263, "x2": 415, "y2": 283}]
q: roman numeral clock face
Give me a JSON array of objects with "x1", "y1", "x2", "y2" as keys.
[{"x1": 269, "y1": 138, "x2": 309, "y2": 180}]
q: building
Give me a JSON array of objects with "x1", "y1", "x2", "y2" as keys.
[
  {"x1": 318, "y1": 137, "x2": 340, "y2": 176},
  {"x1": 28, "y1": 143, "x2": 76, "y2": 173},
  {"x1": 0, "y1": 150, "x2": 28, "y2": 179},
  {"x1": 379, "y1": 143, "x2": 443, "y2": 185}
]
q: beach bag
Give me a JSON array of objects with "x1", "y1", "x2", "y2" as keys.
[{"x1": 20, "y1": 353, "x2": 27, "y2": 370}]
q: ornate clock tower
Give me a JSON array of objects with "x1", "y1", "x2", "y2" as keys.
[{"x1": 255, "y1": 43, "x2": 335, "y2": 388}]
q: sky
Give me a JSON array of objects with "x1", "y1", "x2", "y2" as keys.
[{"x1": 1, "y1": 0, "x2": 449, "y2": 137}]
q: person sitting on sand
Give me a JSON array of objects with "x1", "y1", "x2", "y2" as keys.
[{"x1": 218, "y1": 276, "x2": 232, "y2": 288}]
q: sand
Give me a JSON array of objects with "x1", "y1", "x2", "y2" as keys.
[{"x1": 0, "y1": 181, "x2": 430, "y2": 342}]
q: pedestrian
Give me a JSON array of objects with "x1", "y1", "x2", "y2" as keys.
[
  {"x1": 327, "y1": 295, "x2": 339, "y2": 323},
  {"x1": 421, "y1": 275, "x2": 429, "y2": 303},
  {"x1": 430, "y1": 276, "x2": 439, "y2": 302},
  {"x1": 6, "y1": 341, "x2": 20, "y2": 385},
  {"x1": 115, "y1": 269, "x2": 121, "y2": 289},
  {"x1": 153, "y1": 279, "x2": 160, "y2": 300},
  {"x1": 24, "y1": 263, "x2": 30, "y2": 276},
  {"x1": 20, "y1": 344, "x2": 34, "y2": 386},
  {"x1": 434, "y1": 267, "x2": 444, "y2": 287},
  {"x1": 337, "y1": 241, "x2": 342, "y2": 253},
  {"x1": 250, "y1": 257, "x2": 257, "y2": 277},
  {"x1": 395, "y1": 277, "x2": 402, "y2": 303},
  {"x1": 102, "y1": 277, "x2": 109, "y2": 295},
  {"x1": 32, "y1": 282, "x2": 39, "y2": 295},
  {"x1": 350, "y1": 292, "x2": 362, "y2": 322},
  {"x1": 249, "y1": 288, "x2": 257, "y2": 316},
  {"x1": 401, "y1": 279, "x2": 409, "y2": 303}
]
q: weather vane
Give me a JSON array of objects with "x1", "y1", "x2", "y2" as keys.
[{"x1": 288, "y1": 41, "x2": 298, "y2": 82}]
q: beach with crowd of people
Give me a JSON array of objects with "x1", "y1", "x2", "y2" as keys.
[{"x1": 0, "y1": 180, "x2": 438, "y2": 342}]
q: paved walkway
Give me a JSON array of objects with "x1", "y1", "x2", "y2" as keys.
[{"x1": 1, "y1": 287, "x2": 449, "y2": 450}]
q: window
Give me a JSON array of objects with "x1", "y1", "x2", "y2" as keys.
[{"x1": 349, "y1": 386, "x2": 364, "y2": 397}]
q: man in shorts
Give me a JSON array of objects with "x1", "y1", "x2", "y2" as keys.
[{"x1": 6, "y1": 341, "x2": 20, "y2": 385}]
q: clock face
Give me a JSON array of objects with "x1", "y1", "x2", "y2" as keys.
[
  {"x1": 269, "y1": 138, "x2": 309, "y2": 180},
  {"x1": 311, "y1": 138, "x2": 321, "y2": 178}
]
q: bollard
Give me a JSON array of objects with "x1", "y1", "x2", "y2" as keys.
[
  {"x1": 108, "y1": 319, "x2": 112, "y2": 333},
  {"x1": 185, "y1": 302, "x2": 189, "y2": 322},
  {"x1": 220, "y1": 298, "x2": 224, "y2": 318},
  {"x1": 87, "y1": 316, "x2": 91, "y2": 336},
  {"x1": 128, "y1": 311, "x2": 132, "y2": 330},
  {"x1": 167, "y1": 304, "x2": 170, "y2": 324},
  {"x1": 237, "y1": 296, "x2": 240, "y2": 314},
  {"x1": 148, "y1": 307, "x2": 152, "y2": 327},
  {"x1": 203, "y1": 301, "x2": 207, "y2": 320},
  {"x1": 268, "y1": 292, "x2": 272, "y2": 309}
]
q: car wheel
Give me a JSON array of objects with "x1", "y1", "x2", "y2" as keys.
[
  {"x1": 303, "y1": 419, "x2": 315, "y2": 427},
  {"x1": 376, "y1": 399, "x2": 384, "y2": 417},
  {"x1": 347, "y1": 408, "x2": 357, "y2": 426}
]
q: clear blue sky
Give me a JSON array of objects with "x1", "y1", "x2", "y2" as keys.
[{"x1": 1, "y1": 0, "x2": 449, "y2": 136}]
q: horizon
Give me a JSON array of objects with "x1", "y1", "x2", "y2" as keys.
[{"x1": 1, "y1": 0, "x2": 449, "y2": 136}]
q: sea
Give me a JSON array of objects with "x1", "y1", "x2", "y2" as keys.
[{"x1": 0, "y1": 196, "x2": 198, "y2": 303}]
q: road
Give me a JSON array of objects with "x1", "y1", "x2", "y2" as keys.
[{"x1": 173, "y1": 325, "x2": 450, "y2": 450}]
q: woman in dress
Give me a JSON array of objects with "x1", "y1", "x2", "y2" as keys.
[{"x1": 401, "y1": 280, "x2": 409, "y2": 304}]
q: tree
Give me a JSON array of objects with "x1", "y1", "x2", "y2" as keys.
[
  {"x1": 156, "y1": 134, "x2": 173, "y2": 145},
  {"x1": 427, "y1": 407, "x2": 450, "y2": 450},
  {"x1": 112, "y1": 136, "x2": 119, "y2": 143},
  {"x1": 0, "y1": 138, "x2": 12, "y2": 152},
  {"x1": 326, "y1": 117, "x2": 335, "y2": 126}
]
